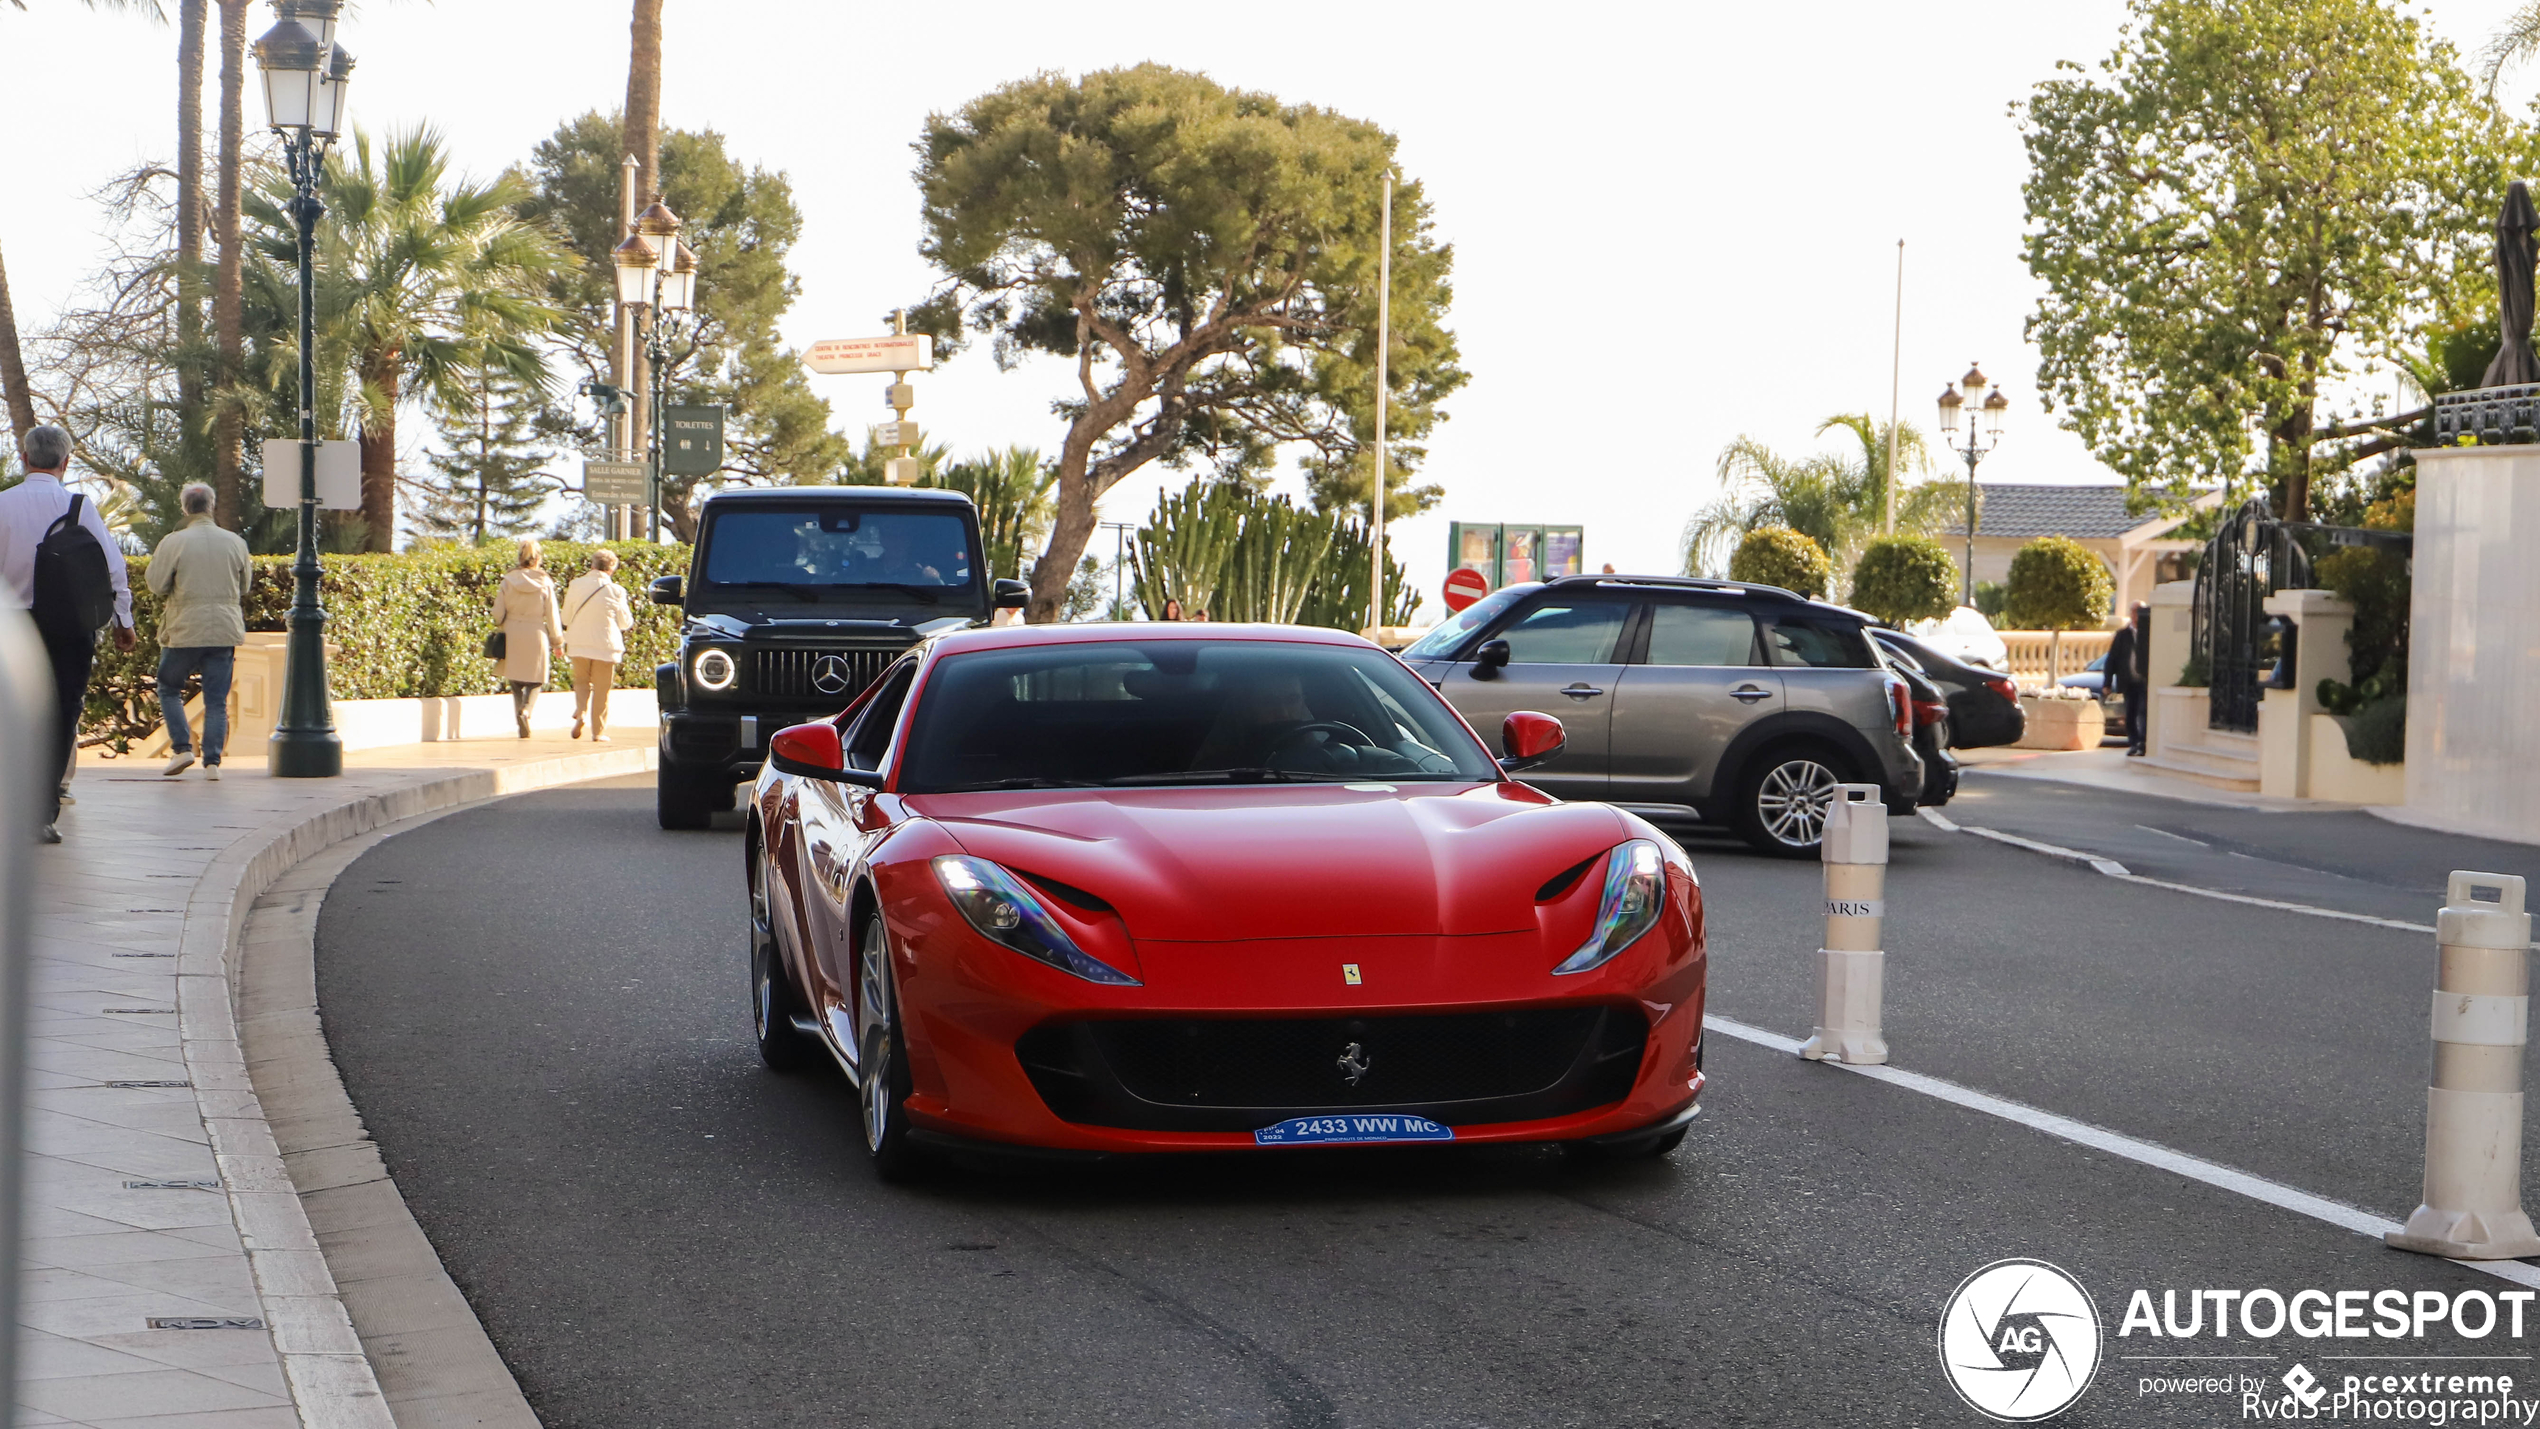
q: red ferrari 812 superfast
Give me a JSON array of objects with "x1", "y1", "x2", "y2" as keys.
[{"x1": 746, "y1": 623, "x2": 1706, "y2": 1178}]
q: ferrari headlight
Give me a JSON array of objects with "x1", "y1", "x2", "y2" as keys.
[
  {"x1": 932, "y1": 855, "x2": 1139, "y2": 986},
  {"x1": 1553, "y1": 839, "x2": 1667, "y2": 975},
  {"x1": 693, "y1": 647, "x2": 736, "y2": 691}
]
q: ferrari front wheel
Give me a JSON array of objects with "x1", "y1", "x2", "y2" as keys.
[{"x1": 857, "y1": 913, "x2": 922, "y2": 1183}]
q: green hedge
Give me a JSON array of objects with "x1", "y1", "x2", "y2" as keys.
[{"x1": 85, "y1": 542, "x2": 689, "y2": 750}]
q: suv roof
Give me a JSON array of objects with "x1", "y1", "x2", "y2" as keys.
[
  {"x1": 1544, "y1": 573, "x2": 1806, "y2": 601},
  {"x1": 699, "y1": 485, "x2": 973, "y2": 507}
]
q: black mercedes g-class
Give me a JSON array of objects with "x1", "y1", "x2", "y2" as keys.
[{"x1": 650, "y1": 486, "x2": 1024, "y2": 828}]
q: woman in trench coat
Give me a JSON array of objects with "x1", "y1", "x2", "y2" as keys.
[{"x1": 491, "y1": 539, "x2": 566, "y2": 738}]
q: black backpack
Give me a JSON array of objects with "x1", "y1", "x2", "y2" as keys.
[{"x1": 32, "y1": 494, "x2": 116, "y2": 634}]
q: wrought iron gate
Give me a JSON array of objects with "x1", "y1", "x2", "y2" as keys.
[{"x1": 2192, "y1": 496, "x2": 2311, "y2": 733}]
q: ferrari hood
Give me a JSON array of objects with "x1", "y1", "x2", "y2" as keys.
[{"x1": 913, "y1": 784, "x2": 1629, "y2": 942}]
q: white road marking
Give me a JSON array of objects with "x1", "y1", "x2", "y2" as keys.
[
  {"x1": 2137, "y1": 824, "x2": 2212, "y2": 847},
  {"x1": 1704, "y1": 1014, "x2": 2540, "y2": 1289},
  {"x1": 1918, "y1": 808, "x2": 2441, "y2": 935}
]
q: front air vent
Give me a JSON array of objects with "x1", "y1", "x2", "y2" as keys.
[{"x1": 752, "y1": 648, "x2": 892, "y2": 701}]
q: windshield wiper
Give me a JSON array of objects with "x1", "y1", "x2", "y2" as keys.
[
  {"x1": 720, "y1": 581, "x2": 827, "y2": 603},
  {"x1": 938, "y1": 777, "x2": 1103, "y2": 792},
  {"x1": 845, "y1": 581, "x2": 941, "y2": 604},
  {"x1": 1106, "y1": 767, "x2": 1344, "y2": 785}
]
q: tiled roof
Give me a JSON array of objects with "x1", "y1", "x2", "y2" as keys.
[{"x1": 1942, "y1": 483, "x2": 2147, "y2": 540}]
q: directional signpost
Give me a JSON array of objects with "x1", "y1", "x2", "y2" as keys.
[
  {"x1": 1443, "y1": 566, "x2": 1492, "y2": 613},
  {"x1": 806, "y1": 319, "x2": 935, "y2": 483},
  {"x1": 585, "y1": 460, "x2": 653, "y2": 506}
]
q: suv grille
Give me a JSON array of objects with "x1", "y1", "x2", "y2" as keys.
[
  {"x1": 1015, "y1": 1005, "x2": 1648, "y2": 1133},
  {"x1": 751, "y1": 648, "x2": 892, "y2": 701}
]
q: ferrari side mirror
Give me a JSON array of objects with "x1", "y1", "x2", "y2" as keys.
[
  {"x1": 769, "y1": 721, "x2": 882, "y2": 787},
  {"x1": 1471, "y1": 638, "x2": 1511, "y2": 680},
  {"x1": 1500, "y1": 710, "x2": 1566, "y2": 773}
]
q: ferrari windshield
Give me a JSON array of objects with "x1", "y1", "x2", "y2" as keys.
[
  {"x1": 701, "y1": 506, "x2": 975, "y2": 591},
  {"x1": 900, "y1": 640, "x2": 1504, "y2": 792}
]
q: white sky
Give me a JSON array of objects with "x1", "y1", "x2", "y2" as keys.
[{"x1": 7, "y1": 0, "x2": 2530, "y2": 611}]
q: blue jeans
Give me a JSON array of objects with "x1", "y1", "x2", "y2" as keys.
[{"x1": 158, "y1": 647, "x2": 234, "y2": 764}]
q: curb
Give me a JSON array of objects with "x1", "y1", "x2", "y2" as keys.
[{"x1": 174, "y1": 745, "x2": 654, "y2": 1427}]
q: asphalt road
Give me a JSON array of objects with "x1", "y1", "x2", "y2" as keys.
[
  {"x1": 1944, "y1": 770, "x2": 2540, "y2": 926},
  {"x1": 316, "y1": 776, "x2": 2536, "y2": 1428}
]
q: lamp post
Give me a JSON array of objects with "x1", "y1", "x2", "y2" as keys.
[
  {"x1": 613, "y1": 198, "x2": 696, "y2": 543},
  {"x1": 1935, "y1": 362, "x2": 2008, "y2": 607},
  {"x1": 252, "y1": 0, "x2": 352, "y2": 778}
]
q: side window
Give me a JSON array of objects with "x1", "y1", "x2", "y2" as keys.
[
  {"x1": 1492, "y1": 599, "x2": 1629, "y2": 664},
  {"x1": 1643, "y1": 603, "x2": 1760, "y2": 666},
  {"x1": 844, "y1": 663, "x2": 916, "y2": 770},
  {"x1": 1761, "y1": 617, "x2": 1876, "y2": 669}
]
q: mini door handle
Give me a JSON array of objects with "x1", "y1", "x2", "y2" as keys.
[
  {"x1": 1561, "y1": 683, "x2": 1605, "y2": 699},
  {"x1": 1731, "y1": 685, "x2": 1774, "y2": 703}
]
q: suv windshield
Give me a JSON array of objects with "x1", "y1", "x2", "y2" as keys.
[
  {"x1": 1401, "y1": 585, "x2": 1535, "y2": 660},
  {"x1": 701, "y1": 506, "x2": 975, "y2": 592},
  {"x1": 900, "y1": 640, "x2": 1503, "y2": 792}
]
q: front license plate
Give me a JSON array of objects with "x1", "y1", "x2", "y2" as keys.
[{"x1": 1253, "y1": 1114, "x2": 1455, "y2": 1146}]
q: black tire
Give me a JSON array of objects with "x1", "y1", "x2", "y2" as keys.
[
  {"x1": 749, "y1": 840, "x2": 820, "y2": 1072},
  {"x1": 1732, "y1": 743, "x2": 1852, "y2": 858},
  {"x1": 657, "y1": 764, "x2": 733, "y2": 830},
  {"x1": 856, "y1": 913, "x2": 924, "y2": 1183}
]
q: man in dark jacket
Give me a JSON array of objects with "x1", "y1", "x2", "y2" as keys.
[
  {"x1": 0, "y1": 426, "x2": 137, "y2": 842},
  {"x1": 2108, "y1": 603, "x2": 2149, "y2": 755}
]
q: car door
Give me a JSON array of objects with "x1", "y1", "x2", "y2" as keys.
[
  {"x1": 1607, "y1": 598, "x2": 1780, "y2": 804},
  {"x1": 1759, "y1": 610, "x2": 1888, "y2": 737},
  {"x1": 1437, "y1": 593, "x2": 1631, "y2": 799},
  {"x1": 800, "y1": 661, "x2": 915, "y2": 1033}
]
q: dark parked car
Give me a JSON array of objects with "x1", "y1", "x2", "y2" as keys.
[
  {"x1": 1870, "y1": 628, "x2": 2026, "y2": 750},
  {"x1": 1402, "y1": 575, "x2": 1922, "y2": 857},
  {"x1": 649, "y1": 486, "x2": 1026, "y2": 829},
  {"x1": 1895, "y1": 661, "x2": 1960, "y2": 805}
]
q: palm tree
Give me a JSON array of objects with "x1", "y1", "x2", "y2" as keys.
[
  {"x1": 247, "y1": 127, "x2": 570, "y2": 550},
  {"x1": 2484, "y1": 4, "x2": 2540, "y2": 92},
  {"x1": 929, "y1": 447, "x2": 1055, "y2": 581},
  {"x1": 1681, "y1": 414, "x2": 1959, "y2": 582}
]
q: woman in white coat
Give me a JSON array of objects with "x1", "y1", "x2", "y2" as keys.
[
  {"x1": 491, "y1": 539, "x2": 565, "y2": 738},
  {"x1": 561, "y1": 549, "x2": 637, "y2": 740}
]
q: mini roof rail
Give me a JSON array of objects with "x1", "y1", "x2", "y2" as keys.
[{"x1": 1545, "y1": 573, "x2": 1805, "y2": 601}]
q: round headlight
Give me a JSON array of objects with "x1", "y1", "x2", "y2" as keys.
[{"x1": 694, "y1": 648, "x2": 736, "y2": 691}]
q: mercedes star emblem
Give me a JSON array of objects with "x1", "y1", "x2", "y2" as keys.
[
  {"x1": 1336, "y1": 1041, "x2": 1371, "y2": 1086},
  {"x1": 811, "y1": 654, "x2": 853, "y2": 694}
]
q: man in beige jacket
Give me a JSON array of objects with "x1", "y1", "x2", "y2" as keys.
[{"x1": 146, "y1": 483, "x2": 251, "y2": 778}]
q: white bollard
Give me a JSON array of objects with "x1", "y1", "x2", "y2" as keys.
[
  {"x1": 2388, "y1": 872, "x2": 2540, "y2": 1260},
  {"x1": 1799, "y1": 784, "x2": 1889, "y2": 1065}
]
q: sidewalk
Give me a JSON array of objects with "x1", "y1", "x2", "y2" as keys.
[{"x1": 21, "y1": 730, "x2": 652, "y2": 1427}]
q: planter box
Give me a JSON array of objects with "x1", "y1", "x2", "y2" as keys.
[
  {"x1": 2016, "y1": 696, "x2": 2106, "y2": 751},
  {"x1": 2306, "y1": 712, "x2": 2404, "y2": 805}
]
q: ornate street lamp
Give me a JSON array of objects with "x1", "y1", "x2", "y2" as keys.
[
  {"x1": 253, "y1": 0, "x2": 355, "y2": 777},
  {"x1": 1937, "y1": 362, "x2": 2008, "y2": 607},
  {"x1": 615, "y1": 201, "x2": 699, "y2": 543}
]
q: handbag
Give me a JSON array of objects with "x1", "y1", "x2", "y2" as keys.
[{"x1": 483, "y1": 629, "x2": 507, "y2": 661}]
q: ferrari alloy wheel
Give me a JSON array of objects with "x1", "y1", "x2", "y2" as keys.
[
  {"x1": 1736, "y1": 746, "x2": 1847, "y2": 858},
  {"x1": 749, "y1": 844, "x2": 819, "y2": 1071},
  {"x1": 856, "y1": 913, "x2": 922, "y2": 1182}
]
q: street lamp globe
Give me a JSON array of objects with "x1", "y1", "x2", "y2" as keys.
[
  {"x1": 1936, "y1": 385, "x2": 1965, "y2": 434},
  {"x1": 611, "y1": 233, "x2": 659, "y2": 307},
  {"x1": 635, "y1": 198, "x2": 683, "y2": 276},
  {"x1": 659, "y1": 240, "x2": 698, "y2": 314},
  {"x1": 1982, "y1": 386, "x2": 2009, "y2": 437},
  {"x1": 277, "y1": 0, "x2": 342, "y2": 49},
  {"x1": 250, "y1": 16, "x2": 325, "y2": 132},
  {"x1": 310, "y1": 44, "x2": 354, "y2": 139},
  {"x1": 1960, "y1": 362, "x2": 1988, "y2": 402}
]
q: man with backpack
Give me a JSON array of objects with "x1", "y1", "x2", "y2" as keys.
[{"x1": 1, "y1": 426, "x2": 135, "y2": 843}]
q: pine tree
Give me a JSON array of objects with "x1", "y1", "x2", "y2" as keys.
[{"x1": 418, "y1": 362, "x2": 553, "y2": 545}]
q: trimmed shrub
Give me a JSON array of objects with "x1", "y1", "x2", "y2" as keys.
[
  {"x1": 84, "y1": 542, "x2": 688, "y2": 751},
  {"x1": 2002, "y1": 535, "x2": 2113, "y2": 631},
  {"x1": 1849, "y1": 536, "x2": 1959, "y2": 624},
  {"x1": 1728, "y1": 526, "x2": 1832, "y2": 599}
]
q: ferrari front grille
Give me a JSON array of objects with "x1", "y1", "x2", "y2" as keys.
[{"x1": 1015, "y1": 1005, "x2": 1648, "y2": 1133}]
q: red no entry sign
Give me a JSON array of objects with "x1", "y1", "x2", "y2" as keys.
[{"x1": 1442, "y1": 566, "x2": 1491, "y2": 612}]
